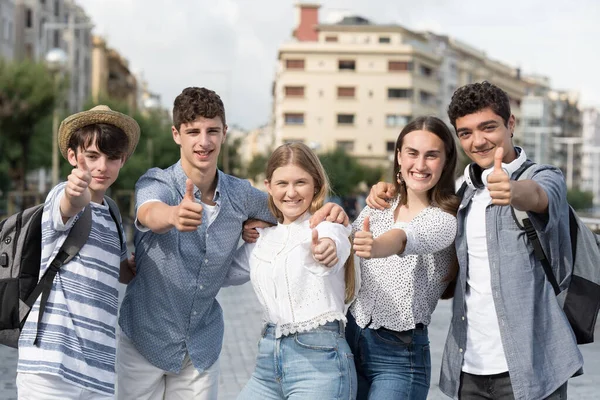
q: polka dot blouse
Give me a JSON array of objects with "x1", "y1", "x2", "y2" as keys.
[{"x1": 350, "y1": 196, "x2": 457, "y2": 332}]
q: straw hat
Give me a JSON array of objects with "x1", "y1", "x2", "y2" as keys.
[{"x1": 58, "y1": 105, "x2": 141, "y2": 160}]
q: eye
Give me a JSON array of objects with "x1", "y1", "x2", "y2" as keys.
[
  {"x1": 458, "y1": 131, "x2": 470, "y2": 138},
  {"x1": 484, "y1": 125, "x2": 496, "y2": 132}
]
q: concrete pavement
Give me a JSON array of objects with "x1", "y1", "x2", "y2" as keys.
[{"x1": 2, "y1": 282, "x2": 599, "y2": 399}]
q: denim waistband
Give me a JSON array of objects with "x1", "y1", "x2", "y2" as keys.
[{"x1": 261, "y1": 320, "x2": 345, "y2": 337}]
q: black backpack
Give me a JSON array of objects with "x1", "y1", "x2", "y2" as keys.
[
  {"x1": 0, "y1": 197, "x2": 122, "y2": 348},
  {"x1": 512, "y1": 163, "x2": 600, "y2": 344}
]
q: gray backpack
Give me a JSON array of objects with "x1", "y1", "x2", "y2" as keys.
[
  {"x1": 513, "y1": 163, "x2": 600, "y2": 344},
  {"x1": 0, "y1": 197, "x2": 122, "y2": 348}
]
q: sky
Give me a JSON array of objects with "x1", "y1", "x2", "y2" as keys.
[{"x1": 77, "y1": 0, "x2": 600, "y2": 130}]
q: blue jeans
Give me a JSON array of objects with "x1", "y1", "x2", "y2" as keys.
[
  {"x1": 459, "y1": 372, "x2": 568, "y2": 399},
  {"x1": 238, "y1": 320, "x2": 357, "y2": 400},
  {"x1": 345, "y1": 312, "x2": 431, "y2": 400}
]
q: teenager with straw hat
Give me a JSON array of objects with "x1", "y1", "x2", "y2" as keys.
[{"x1": 16, "y1": 105, "x2": 139, "y2": 399}]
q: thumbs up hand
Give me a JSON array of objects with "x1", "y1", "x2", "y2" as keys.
[
  {"x1": 353, "y1": 216, "x2": 375, "y2": 259},
  {"x1": 170, "y1": 179, "x2": 204, "y2": 232},
  {"x1": 311, "y1": 228, "x2": 338, "y2": 267},
  {"x1": 65, "y1": 152, "x2": 92, "y2": 208},
  {"x1": 487, "y1": 147, "x2": 512, "y2": 206}
]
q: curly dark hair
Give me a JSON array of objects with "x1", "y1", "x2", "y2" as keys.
[
  {"x1": 447, "y1": 81, "x2": 511, "y2": 131},
  {"x1": 172, "y1": 87, "x2": 226, "y2": 130}
]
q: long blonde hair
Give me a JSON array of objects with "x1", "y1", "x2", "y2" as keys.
[{"x1": 265, "y1": 142, "x2": 356, "y2": 303}]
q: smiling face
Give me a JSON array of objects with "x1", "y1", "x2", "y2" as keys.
[
  {"x1": 265, "y1": 163, "x2": 315, "y2": 225},
  {"x1": 67, "y1": 142, "x2": 125, "y2": 203},
  {"x1": 455, "y1": 107, "x2": 516, "y2": 168},
  {"x1": 397, "y1": 129, "x2": 446, "y2": 197},
  {"x1": 172, "y1": 116, "x2": 227, "y2": 175}
]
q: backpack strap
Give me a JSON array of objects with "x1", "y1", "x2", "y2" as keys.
[
  {"x1": 104, "y1": 196, "x2": 124, "y2": 251},
  {"x1": 511, "y1": 163, "x2": 561, "y2": 296},
  {"x1": 27, "y1": 206, "x2": 92, "y2": 344}
]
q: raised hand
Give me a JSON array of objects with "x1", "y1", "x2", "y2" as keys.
[
  {"x1": 65, "y1": 153, "x2": 92, "y2": 208},
  {"x1": 353, "y1": 216, "x2": 374, "y2": 259},
  {"x1": 311, "y1": 229, "x2": 338, "y2": 267},
  {"x1": 487, "y1": 147, "x2": 512, "y2": 206},
  {"x1": 366, "y1": 182, "x2": 396, "y2": 210},
  {"x1": 170, "y1": 179, "x2": 204, "y2": 232}
]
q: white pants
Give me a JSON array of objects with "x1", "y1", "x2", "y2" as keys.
[
  {"x1": 117, "y1": 332, "x2": 219, "y2": 400},
  {"x1": 16, "y1": 373, "x2": 112, "y2": 400}
]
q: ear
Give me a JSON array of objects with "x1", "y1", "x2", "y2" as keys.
[
  {"x1": 67, "y1": 148, "x2": 78, "y2": 167},
  {"x1": 222, "y1": 124, "x2": 228, "y2": 143},
  {"x1": 172, "y1": 125, "x2": 181, "y2": 146},
  {"x1": 508, "y1": 114, "x2": 516, "y2": 132}
]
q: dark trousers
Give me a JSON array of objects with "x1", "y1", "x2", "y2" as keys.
[{"x1": 459, "y1": 371, "x2": 568, "y2": 400}]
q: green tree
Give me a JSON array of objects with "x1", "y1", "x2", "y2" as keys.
[
  {"x1": 319, "y1": 148, "x2": 384, "y2": 197},
  {"x1": 246, "y1": 153, "x2": 269, "y2": 182},
  {"x1": 567, "y1": 189, "x2": 594, "y2": 211},
  {"x1": 0, "y1": 59, "x2": 59, "y2": 193}
]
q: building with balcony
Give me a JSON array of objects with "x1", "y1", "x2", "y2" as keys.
[
  {"x1": 581, "y1": 108, "x2": 600, "y2": 206},
  {"x1": 273, "y1": 3, "x2": 442, "y2": 166},
  {"x1": 0, "y1": 0, "x2": 15, "y2": 60}
]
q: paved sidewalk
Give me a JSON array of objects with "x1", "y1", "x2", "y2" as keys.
[{"x1": 2, "y1": 283, "x2": 599, "y2": 399}]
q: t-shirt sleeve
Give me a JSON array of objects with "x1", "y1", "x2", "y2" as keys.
[
  {"x1": 402, "y1": 208, "x2": 457, "y2": 255},
  {"x1": 526, "y1": 166, "x2": 566, "y2": 234},
  {"x1": 45, "y1": 182, "x2": 81, "y2": 234},
  {"x1": 243, "y1": 181, "x2": 277, "y2": 224},
  {"x1": 134, "y1": 168, "x2": 174, "y2": 231}
]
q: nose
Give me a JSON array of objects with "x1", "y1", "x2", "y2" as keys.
[
  {"x1": 415, "y1": 156, "x2": 427, "y2": 170},
  {"x1": 199, "y1": 132, "x2": 211, "y2": 147},
  {"x1": 96, "y1": 156, "x2": 108, "y2": 172},
  {"x1": 472, "y1": 130, "x2": 487, "y2": 148},
  {"x1": 286, "y1": 185, "x2": 297, "y2": 198}
]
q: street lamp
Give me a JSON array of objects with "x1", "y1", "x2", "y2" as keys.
[{"x1": 45, "y1": 47, "x2": 68, "y2": 187}]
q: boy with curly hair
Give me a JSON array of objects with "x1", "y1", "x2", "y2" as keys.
[{"x1": 117, "y1": 87, "x2": 347, "y2": 399}]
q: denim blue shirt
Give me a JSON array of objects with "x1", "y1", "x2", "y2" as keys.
[
  {"x1": 119, "y1": 161, "x2": 274, "y2": 373},
  {"x1": 439, "y1": 164, "x2": 583, "y2": 400}
]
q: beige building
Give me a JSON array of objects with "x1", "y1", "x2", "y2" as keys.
[
  {"x1": 274, "y1": 4, "x2": 442, "y2": 165},
  {"x1": 274, "y1": 4, "x2": 529, "y2": 166},
  {"x1": 13, "y1": 0, "x2": 93, "y2": 112},
  {"x1": 91, "y1": 35, "x2": 137, "y2": 112}
]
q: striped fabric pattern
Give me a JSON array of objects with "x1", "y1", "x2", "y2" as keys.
[{"x1": 17, "y1": 182, "x2": 127, "y2": 395}]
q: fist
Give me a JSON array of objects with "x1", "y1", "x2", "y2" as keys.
[
  {"x1": 353, "y1": 216, "x2": 374, "y2": 259},
  {"x1": 311, "y1": 229, "x2": 338, "y2": 267},
  {"x1": 487, "y1": 147, "x2": 512, "y2": 206},
  {"x1": 65, "y1": 153, "x2": 92, "y2": 203},
  {"x1": 172, "y1": 179, "x2": 204, "y2": 232}
]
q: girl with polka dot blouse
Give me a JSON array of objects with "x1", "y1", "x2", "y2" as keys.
[{"x1": 348, "y1": 116, "x2": 460, "y2": 400}]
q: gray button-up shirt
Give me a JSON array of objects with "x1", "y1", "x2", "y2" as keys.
[
  {"x1": 119, "y1": 161, "x2": 275, "y2": 373},
  {"x1": 440, "y1": 164, "x2": 583, "y2": 400}
]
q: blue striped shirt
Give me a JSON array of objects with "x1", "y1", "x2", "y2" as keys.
[{"x1": 18, "y1": 182, "x2": 127, "y2": 395}]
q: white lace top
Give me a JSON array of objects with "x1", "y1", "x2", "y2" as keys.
[{"x1": 229, "y1": 213, "x2": 352, "y2": 338}]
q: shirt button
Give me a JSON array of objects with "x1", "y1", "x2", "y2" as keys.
[
  {"x1": 204, "y1": 258, "x2": 208, "y2": 263},
  {"x1": 193, "y1": 311, "x2": 198, "y2": 316},
  {"x1": 461, "y1": 316, "x2": 465, "y2": 321},
  {"x1": 199, "y1": 285, "x2": 204, "y2": 290},
  {"x1": 459, "y1": 348, "x2": 463, "y2": 353}
]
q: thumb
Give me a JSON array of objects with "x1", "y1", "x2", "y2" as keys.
[
  {"x1": 493, "y1": 147, "x2": 504, "y2": 172},
  {"x1": 77, "y1": 153, "x2": 89, "y2": 172},
  {"x1": 362, "y1": 216, "x2": 370, "y2": 232},
  {"x1": 312, "y1": 229, "x2": 319, "y2": 246},
  {"x1": 184, "y1": 179, "x2": 195, "y2": 201}
]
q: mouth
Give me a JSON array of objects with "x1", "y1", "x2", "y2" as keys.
[
  {"x1": 410, "y1": 172, "x2": 431, "y2": 180},
  {"x1": 283, "y1": 199, "x2": 303, "y2": 205},
  {"x1": 194, "y1": 149, "x2": 213, "y2": 159},
  {"x1": 93, "y1": 176, "x2": 109, "y2": 183},
  {"x1": 473, "y1": 147, "x2": 494, "y2": 156}
]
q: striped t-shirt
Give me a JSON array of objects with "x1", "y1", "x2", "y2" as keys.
[{"x1": 17, "y1": 182, "x2": 127, "y2": 395}]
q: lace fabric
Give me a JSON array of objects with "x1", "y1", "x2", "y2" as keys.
[{"x1": 276, "y1": 311, "x2": 347, "y2": 338}]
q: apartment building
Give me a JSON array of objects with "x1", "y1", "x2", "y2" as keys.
[
  {"x1": 13, "y1": 0, "x2": 92, "y2": 112},
  {"x1": 581, "y1": 108, "x2": 600, "y2": 206},
  {"x1": 426, "y1": 33, "x2": 526, "y2": 128},
  {"x1": 0, "y1": 0, "x2": 15, "y2": 60},
  {"x1": 91, "y1": 35, "x2": 137, "y2": 112},
  {"x1": 274, "y1": 4, "x2": 529, "y2": 166},
  {"x1": 274, "y1": 4, "x2": 442, "y2": 166}
]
